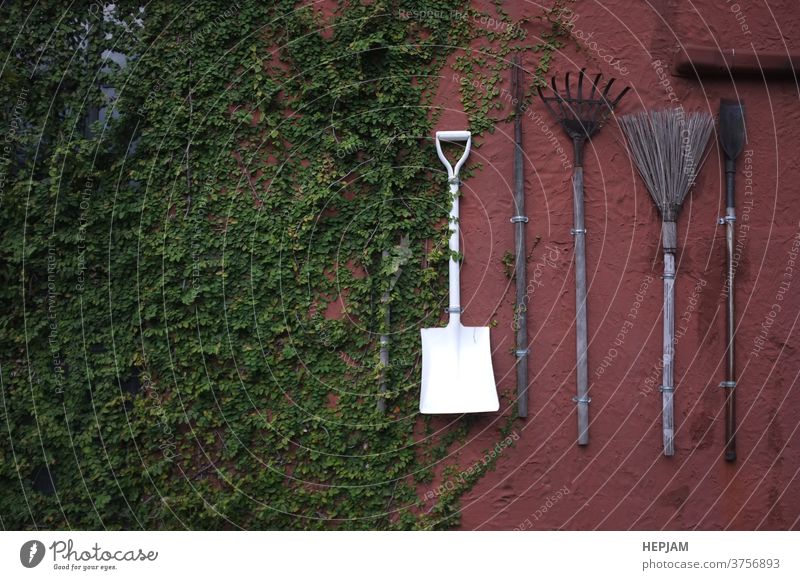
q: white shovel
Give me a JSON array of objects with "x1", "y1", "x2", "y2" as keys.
[{"x1": 420, "y1": 131, "x2": 499, "y2": 414}]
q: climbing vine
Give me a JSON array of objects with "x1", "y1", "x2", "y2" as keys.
[{"x1": 0, "y1": 0, "x2": 568, "y2": 530}]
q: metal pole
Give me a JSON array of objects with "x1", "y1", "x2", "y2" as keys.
[{"x1": 511, "y1": 58, "x2": 529, "y2": 418}]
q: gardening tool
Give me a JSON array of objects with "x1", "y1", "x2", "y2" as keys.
[
  {"x1": 619, "y1": 109, "x2": 714, "y2": 456},
  {"x1": 718, "y1": 98, "x2": 746, "y2": 461},
  {"x1": 420, "y1": 131, "x2": 499, "y2": 414},
  {"x1": 538, "y1": 69, "x2": 629, "y2": 445},
  {"x1": 511, "y1": 56, "x2": 530, "y2": 418}
]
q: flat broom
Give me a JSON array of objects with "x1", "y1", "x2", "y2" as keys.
[{"x1": 618, "y1": 109, "x2": 714, "y2": 456}]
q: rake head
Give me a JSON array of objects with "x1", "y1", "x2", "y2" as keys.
[{"x1": 538, "y1": 69, "x2": 630, "y2": 140}]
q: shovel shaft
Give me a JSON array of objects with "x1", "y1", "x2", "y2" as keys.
[
  {"x1": 448, "y1": 193, "x2": 461, "y2": 324},
  {"x1": 572, "y1": 146, "x2": 590, "y2": 446}
]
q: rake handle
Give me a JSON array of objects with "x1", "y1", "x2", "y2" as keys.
[{"x1": 572, "y1": 141, "x2": 590, "y2": 446}]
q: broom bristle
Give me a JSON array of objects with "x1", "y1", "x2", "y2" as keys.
[{"x1": 618, "y1": 109, "x2": 714, "y2": 220}]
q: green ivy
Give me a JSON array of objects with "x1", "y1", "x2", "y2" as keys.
[{"x1": 0, "y1": 0, "x2": 567, "y2": 530}]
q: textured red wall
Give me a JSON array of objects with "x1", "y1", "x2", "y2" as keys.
[{"x1": 429, "y1": 0, "x2": 800, "y2": 530}]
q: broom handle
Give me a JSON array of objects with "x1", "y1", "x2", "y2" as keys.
[
  {"x1": 662, "y1": 249, "x2": 676, "y2": 456},
  {"x1": 572, "y1": 142, "x2": 590, "y2": 446}
]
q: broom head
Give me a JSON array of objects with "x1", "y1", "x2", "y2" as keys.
[{"x1": 618, "y1": 109, "x2": 715, "y2": 223}]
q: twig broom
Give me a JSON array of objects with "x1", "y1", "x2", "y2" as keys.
[{"x1": 618, "y1": 109, "x2": 714, "y2": 456}]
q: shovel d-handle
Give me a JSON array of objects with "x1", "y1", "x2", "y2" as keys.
[
  {"x1": 435, "y1": 131, "x2": 472, "y2": 325},
  {"x1": 436, "y1": 131, "x2": 471, "y2": 193}
]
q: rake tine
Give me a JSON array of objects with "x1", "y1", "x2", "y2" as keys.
[
  {"x1": 565, "y1": 71, "x2": 572, "y2": 101},
  {"x1": 601, "y1": 77, "x2": 617, "y2": 106},
  {"x1": 589, "y1": 73, "x2": 602, "y2": 100},
  {"x1": 572, "y1": 70, "x2": 584, "y2": 121},
  {"x1": 551, "y1": 75, "x2": 561, "y2": 99},
  {"x1": 538, "y1": 87, "x2": 561, "y2": 120},
  {"x1": 542, "y1": 101, "x2": 560, "y2": 122},
  {"x1": 550, "y1": 75, "x2": 571, "y2": 121},
  {"x1": 555, "y1": 95, "x2": 570, "y2": 123},
  {"x1": 611, "y1": 85, "x2": 631, "y2": 109}
]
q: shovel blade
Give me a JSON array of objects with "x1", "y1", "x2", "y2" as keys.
[{"x1": 420, "y1": 324, "x2": 498, "y2": 414}]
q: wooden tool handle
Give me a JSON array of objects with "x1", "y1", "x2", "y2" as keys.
[{"x1": 662, "y1": 251, "x2": 676, "y2": 456}]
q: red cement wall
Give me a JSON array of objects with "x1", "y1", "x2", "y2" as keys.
[{"x1": 428, "y1": 0, "x2": 800, "y2": 530}]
